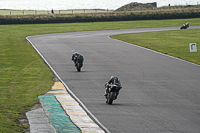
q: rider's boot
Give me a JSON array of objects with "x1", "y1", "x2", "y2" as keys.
[{"x1": 104, "y1": 89, "x2": 108, "y2": 97}]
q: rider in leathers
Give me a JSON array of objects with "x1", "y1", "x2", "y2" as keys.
[
  {"x1": 71, "y1": 52, "x2": 84, "y2": 67},
  {"x1": 104, "y1": 76, "x2": 122, "y2": 99}
]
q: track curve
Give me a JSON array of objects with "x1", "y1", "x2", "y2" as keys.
[{"x1": 27, "y1": 26, "x2": 200, "y2": 133}]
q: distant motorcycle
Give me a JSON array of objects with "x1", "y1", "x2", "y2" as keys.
[
  {"x1": 180, "y1": 24, "x2": 189, "y2": 29},
  {"x1": 105, "y1": 84, "x2": 119, "y2": 105},
  {"x1": 74, "y1": 56, "x2": 83, "y2": 72}
]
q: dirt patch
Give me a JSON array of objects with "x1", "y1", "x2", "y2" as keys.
[
  {"x1": 29, "y1": 103, "x2": 42, "y2": 110},
  {"x1": 53, "y1": 77, "x2": 60, "y2": 82},
  {"x1": 19, "y1": 117, "x2": 29, "y2": 133}
]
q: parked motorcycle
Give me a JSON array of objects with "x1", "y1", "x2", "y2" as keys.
[{"x1": 106, "y1": 84, "x2": 119, "y2": 105}]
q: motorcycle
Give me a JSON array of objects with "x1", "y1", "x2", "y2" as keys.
[
  {"x1": 180, "y1": 24, "x2": 189, "y2": 29},
  {"x1": 106, "y1": 84, "x2": 119, "y2": 105},
  {"x1": 74, "y1": 56, "x2": 83, "y2": 72}
]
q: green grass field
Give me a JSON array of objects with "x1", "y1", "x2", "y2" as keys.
[{"x1": 0, "y1": 18, "x2": 200, "y2": 132}]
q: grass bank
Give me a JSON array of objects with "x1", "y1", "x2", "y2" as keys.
[
  {"x1": 0, "y1": 18, "x2": 200, "y2": 132},
  {"x1": 0, "y1": 9, "x2": 109, "y2": 15},
  {"x1": 1, "y1": 8, "x2": 200, "y2": 24}
]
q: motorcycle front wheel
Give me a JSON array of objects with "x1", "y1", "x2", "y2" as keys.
[
  {"x1": 107, "y1": 92, "x2": 115, "y2": 105},
  {"x1": 77, "y1": 63, "x2": 81, "y2": 72}
]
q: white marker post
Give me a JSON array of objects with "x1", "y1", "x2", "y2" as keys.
[{"x1": 189, "y1": 43, "x2": 197, "y2": 52}]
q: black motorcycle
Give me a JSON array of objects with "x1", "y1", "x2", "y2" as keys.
[
  {"x1": 74, "y1": 56, "x2": 83, "y2": 72},
  {"x1": 106, "y1": 84, "x2": 119, "y2": 105},
  {"x1": 180, "y1": 24, "x2": 189, "y2": 29}
]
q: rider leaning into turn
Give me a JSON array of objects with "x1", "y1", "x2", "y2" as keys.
[{"x1": 104, "y1": 76, "x2": 122, "y2": 99}]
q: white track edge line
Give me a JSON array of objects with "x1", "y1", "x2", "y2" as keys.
[{"x1": 108, "y1": 36, "x2": 200, "y2": 67}]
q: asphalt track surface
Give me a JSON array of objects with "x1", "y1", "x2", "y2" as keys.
[{"x1": 27, "y1": 26, "x2": 200, "y2": 133}]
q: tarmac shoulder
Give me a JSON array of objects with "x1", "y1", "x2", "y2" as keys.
[{"x1": 26, "y1": 108, "x2": 56, "y2": 133}]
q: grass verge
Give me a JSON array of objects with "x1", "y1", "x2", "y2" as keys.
[{"x1": 0, "y1": 18, "x2": 200, "y2": 132}]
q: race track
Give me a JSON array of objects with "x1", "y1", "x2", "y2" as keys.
[{"x1": 27, "y1": 26, "x2": 200, "y2": 133}]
